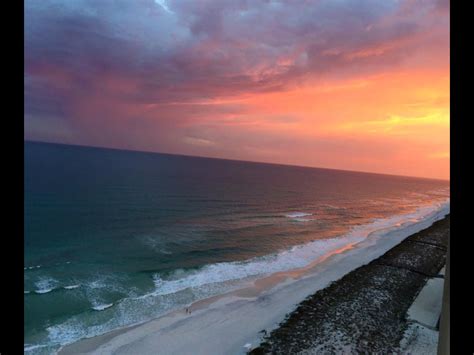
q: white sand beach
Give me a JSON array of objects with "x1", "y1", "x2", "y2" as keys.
[{"x1": 59, "y1": 202, "x2": 449, "y2": 355}]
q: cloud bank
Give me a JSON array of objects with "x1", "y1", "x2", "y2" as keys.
[{"x1": 25, "y1": 0, "x2": 450, "y2": 179}]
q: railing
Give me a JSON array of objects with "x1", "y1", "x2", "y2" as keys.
[{"x1": 437, "y1": 233, "x2": 450, "y2": 355}]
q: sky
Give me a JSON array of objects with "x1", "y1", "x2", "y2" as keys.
[{"x1": 24, "y1": 0, "x2": 450, "y2": 180}]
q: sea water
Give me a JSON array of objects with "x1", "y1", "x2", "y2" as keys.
[{"x1": 24, "y1": 141, "x2": 449, "y2": 353}]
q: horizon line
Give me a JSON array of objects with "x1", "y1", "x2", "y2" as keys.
[{"x1": 24, "y1": 139, "x2": 450, "y2": 183}]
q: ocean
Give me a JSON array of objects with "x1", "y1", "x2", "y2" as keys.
[{"x1": 24, "y1": 141, "x2": 449, "y2": 353}]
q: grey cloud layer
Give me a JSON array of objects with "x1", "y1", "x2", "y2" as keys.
[
  {"x1": 25, "y1": 0, "x2": 447, "y2": 106},
  {"x1": 24, "y1": 0, "x2": 449, "y2": 156}
]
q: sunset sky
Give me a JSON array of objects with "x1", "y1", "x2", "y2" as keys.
[{"x1": 24, "y1": 0, "x2": 449, "y2": 180}]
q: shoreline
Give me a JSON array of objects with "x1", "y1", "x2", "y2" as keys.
[
  {"x1": 58, "y1": 202, "x2": 449, "y2": 354},
  {"x1": 251, "y1": 215, "x2": 449, "y2": 353}
]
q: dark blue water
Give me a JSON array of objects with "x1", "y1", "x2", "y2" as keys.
[{"x1": 24, "y1": 141, "x2": 449, "y2": 353}]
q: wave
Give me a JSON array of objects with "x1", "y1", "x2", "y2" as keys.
[
  {"x1": 24, "y1": 265, "x2": 42, "y2": 271},
  {"x1": 92, "y1": 303, "x2": 114, "y2": 311},
  {"x1": 29, "y1": 283, "x2": 80, "y2": 295},
  {"x1": 284, "y1": 212, "x2": 312, "y2": 218},
  {"x1": 34, "y1": 276, "x2": 59, "y2": 294},
  {"x1": 41, "y1": 199, "x2": 449, "y2": 351},
  {"x1": 147, "y1": 238, "x2": 342, "y2": 297},
  {"x1": 140, "y1": 200, "x2": 449, "y2": 300},
  {"x1": 284, "y1": 212, "x2": 314, "y2": 222},
  {"x1": 24, "y1": 343, "x2": 51, "y2": 352},
  {"x1": 25, "y1": 261, "x2": 71, "y2": 272}
]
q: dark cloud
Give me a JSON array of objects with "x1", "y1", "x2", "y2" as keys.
[
  {"x1": 24, "y1": 0, "x2": 449, "y2": 160},
  {"x1": 25, "y1": 0, "x2": 442, "y2": 102}
]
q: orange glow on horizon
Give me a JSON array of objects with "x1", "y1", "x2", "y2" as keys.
[{"x1": 174, "y1": 69, "x2": 449, "y2": 180}]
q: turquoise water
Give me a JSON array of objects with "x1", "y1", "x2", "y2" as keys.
[{"x1": 24, "y1": 141, "x2": 449, "y2": 353}]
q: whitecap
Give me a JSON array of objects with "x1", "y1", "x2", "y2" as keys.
[
  {"x1": 63, "y1": 284, "x2": 80, "y2": 290},
  {"x1": 284, "y1": 212, "x2": 312, "y2": 218},
  {"x1": 41, "y1": 199, "x2": 449, "y2": 351},
  {"x1": 141, "y1": 201, "x2": 449, "y2": 300},
  {"x1": 92, "y1": 303, "x2": 114, "y2": 311},
  {"x1": 24, "y1": 343, "x2": 50, "y2": 352},
  {"x1": 34, "y1": 276, "x2": 59, "y2": 294},
  {"x1": 24, "y1": 265, "x2": 42, "y2": 270}
]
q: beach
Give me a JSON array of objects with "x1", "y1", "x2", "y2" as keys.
[
  {"x1": 24, "y1": 2, "x2": 451, "y2": 353},
  {"x1": 24, "y1": 141, "x2": 450, "y2": 353},
  {"x1": 59, "y1": 205, "x2": 449, "y2": 354},
  {"x1": 251, "y1": 215, "x2": 449, "y2": 354}
]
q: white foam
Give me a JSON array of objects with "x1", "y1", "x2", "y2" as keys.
[
  {"x1": 24, "y1": 343, "x2": 50, "y2": 352},
  {"x1": 34, "y1": 276, "x2": 59, "y2": 294},
  {"x1": 57, "y1": 199, "x2": 450, "y2": 354},
  {"x1": 92, "y1": 303, "x2": 114, "y2": 311},
  {"x1": 284, "y1": 212, "x2": 312, "y2": 218},
  {"x1": 24, "y1": 265, "x2": 42, "y2": 270},
  {"x1": 141, "y1": 199, "x2": 449, "y2": 300},
  {"x1": 64, "y1": 284, "x2": 80, "y2": 290},
  {"x1": 147, "y1": 238, "x2": 342, "y2": 297},
  {"x1": 42, "y1": 198, "x2": 450, "y2": 351}
]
